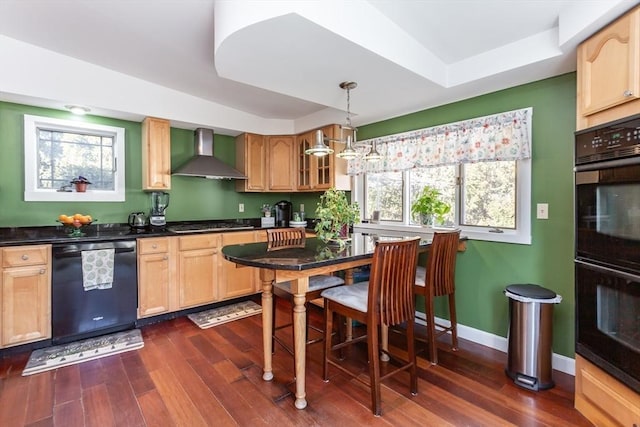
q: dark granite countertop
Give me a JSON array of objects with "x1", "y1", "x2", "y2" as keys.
[{"x1": 0, "y1": 218, "x2": 308, "y2": 247}]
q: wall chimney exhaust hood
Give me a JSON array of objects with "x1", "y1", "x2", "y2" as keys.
[{"x1": 172, "y1": 128, "x2": 247, "y2": 180}]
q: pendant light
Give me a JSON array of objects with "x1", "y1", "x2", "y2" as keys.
[
  {"x1": 336, "y1": 81, "x2": 360, "y2": 160},
  {"x1": 305, "y1": 128, "x2": 334, "y2": 157},
  {"x1": 364, "y1": 140, "x2": 382, "y2": 162}
]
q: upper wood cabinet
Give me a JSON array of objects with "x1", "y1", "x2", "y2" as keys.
[
  {"x1": 1, "y1": 245, "x2": 51, "y2": 348},
  {"x1": 577, "y1": 6, "x2": 640, "y2": 130},
  {"x1": 142, "y1": 117, "x2": 171, "y2": 190},
  {"x1": 296, "y1": 125, "x2": 350, "y2": 192},
  {"x1": 268, "y1": 135, "x2": 296, "y2": 192},
  {"x1": 235, "y1": 133, "x2": 267, "y2": 192}
]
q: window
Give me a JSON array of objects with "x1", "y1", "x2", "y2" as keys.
[
  {"x1": 24, "y1": 115, "x2": 125, "y2": 202},
  {"x1": 353, "y1": 108, "x2": 532, "y2": 244},
  {"x1": 356, "y1": 159, "x2": 531, "y2": 244}
]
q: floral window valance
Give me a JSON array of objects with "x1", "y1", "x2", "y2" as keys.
[{"x1": 347, "y1": 107, "x2": 532, "y2": 175}]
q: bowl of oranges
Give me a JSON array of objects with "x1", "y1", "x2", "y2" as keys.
[{"x1": 57, "y1": 213, "x2": 95, "y2": 237}]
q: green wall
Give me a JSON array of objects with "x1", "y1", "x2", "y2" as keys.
[
  {"x1": 359, "y1": 73, "x2": 577, "y2": 357},
  {"x1": 0, "y1": 72, "x2": 577, "y2": 357}
]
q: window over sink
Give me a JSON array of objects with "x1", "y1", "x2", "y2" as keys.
[{"x1": 23, "y1": 114, "x2": 126, "y2": 202}]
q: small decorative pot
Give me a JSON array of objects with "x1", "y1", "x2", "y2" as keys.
[{"x1": 74, "y1": 182, "x2": 88, "y2": 192}]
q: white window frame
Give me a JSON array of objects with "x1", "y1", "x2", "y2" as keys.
[
  {"x1": 353, "y1": 158, "x2": 531, "y2": 245},
  {"x1": 24, "y1": 114, "x2": 126, "y2": 202}
]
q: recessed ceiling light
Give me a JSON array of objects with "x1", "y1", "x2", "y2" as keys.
[{"x1": 65, "y1": 105, "x2": 90, "y2": 115}]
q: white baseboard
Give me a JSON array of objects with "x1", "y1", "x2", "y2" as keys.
[{"x1": 414, "y1": 312, "x2": 575, "y2": 376}]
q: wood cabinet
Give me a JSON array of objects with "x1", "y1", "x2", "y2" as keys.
[
  {"x1": 575, "y1": 354, "x2": 640, "y2": 426},
  {"x1": 268, "y1": 135, "x2": 296, "y2": 191},
  {"x1": 296, "y1": 125, "x2": 350, "y2": 191},
  {"x1": 219, "y1": 231, "x2": 260, "y2": 300},
  {"x1": 142, "y1": 117, "x2": 171, "y2": 190},
  {"x1": 577, "y1": 6, "x2": 640, "y2": 130},
  {"x1": 1, "y1": 245, "x2": 51, "y2": 348},
  {"x1": 235, "y1": 133, "x2": 267, "y2": 192},
  {"x1": 137, "y1": 237, "x2": 173, "y2": 318},
  {"x1": 176, "y1": 234, "x2": 219, "y2": 309}
]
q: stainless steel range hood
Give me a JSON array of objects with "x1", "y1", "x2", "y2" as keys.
[{"x1": 172, "y1": 128, "x2": 247, "y2": 180}]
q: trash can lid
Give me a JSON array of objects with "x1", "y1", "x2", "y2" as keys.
[{"x1": 506, "y1": 284, "x2": 557, "y2": 299}]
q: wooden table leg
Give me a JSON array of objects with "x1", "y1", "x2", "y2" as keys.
[
  {"x1": 344, "y1": 268, "x2": 354, "y2": 341},
  {"x1": 259, "y1": 270, "x2": 274, "y2": 381},
  {"x1": 292, "y1": 289, "x2": 307, "y2": 409}
]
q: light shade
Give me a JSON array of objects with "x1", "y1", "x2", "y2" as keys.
[
  {"x1": 305, "y1": 130, "x2": 333, "y2": 156},
  {"x1": 336, "y1": 134, "x2": 360, "y2": 160},
  {"x1": 65, "y1": 105, "x2": 90, "y2": 115},
  {"x1": 364, "y1": 141, "x2": 382, "y2": 162}
]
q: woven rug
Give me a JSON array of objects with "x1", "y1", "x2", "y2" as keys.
[
  {"x1": 22, "y1": 329, "x2": 144, "y2": 376},
  {"x1": 188, "y1": 300, "x2": 262, "y2": 329}
]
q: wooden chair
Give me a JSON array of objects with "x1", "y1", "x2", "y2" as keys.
[
  {"x1": 321, "y1": 237, "x2": 420, "y2": 416},
  {"x1": 267, "y1": 228, "x2": 345, "y2": 363},
  {"x1": 414, "y1": 230, "x2": 461, "y2": 365}
]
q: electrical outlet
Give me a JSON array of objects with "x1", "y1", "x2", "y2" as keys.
[
  {"x1": 300, "y1": 204, "x2": 304, "y2": 212},
  {"x1": 239, "y1": 203, "x2": 244, "y2": 213},
  {"x1": 537, "y1": 203, "x2": 548, "y2": 219}
]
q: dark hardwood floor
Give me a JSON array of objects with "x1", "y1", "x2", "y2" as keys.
[{"x1": 0, "y1": 300, "x2": 592, "y2": 426}]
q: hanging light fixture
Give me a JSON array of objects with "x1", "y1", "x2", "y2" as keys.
[
  {"x1": 305, "y1": 129, "x2": 334, "y2": 156},
  {"x1": 364, "y1": 139, "x2": 382, "y2": 162},
  {"x1": 336, "y1": 81, "x2": 360, "y2": 160}
]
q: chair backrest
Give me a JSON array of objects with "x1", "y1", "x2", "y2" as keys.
[
  {"x1": 367, "y1": 237, "x2": 420, "y2": 327},
  {"x1": 425, "y1": 231, "x2": 460, "y2": 296},
  {"x1": 266, "y1": 227, "x2": 306, "y2": 251}
]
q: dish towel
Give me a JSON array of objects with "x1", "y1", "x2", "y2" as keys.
[{"x1": 81, "y1": 249, "x2": 115, "y2": 291}]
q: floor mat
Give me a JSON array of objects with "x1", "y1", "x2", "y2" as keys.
[
  {"x1": 188, "y1": 300, "x2": 262, "y2": 329},
  {"x1": 22, "y1": 329, "x2": 144, "y2": 376}
]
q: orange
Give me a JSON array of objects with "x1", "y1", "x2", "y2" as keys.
[
  {"x1": 58, "y1": 214, "x2": 68, "y2": 223},
  {"x1": 64, "y1": 216, "x2": 75, "y2": 224},
  {"x1": 73, "y1": 213, "x2": 83, "y2": 220},
  {"x1": 80, "y1": 215, "x2": 91, "y2": 224}
]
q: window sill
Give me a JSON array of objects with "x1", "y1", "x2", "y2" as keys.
[
  {"x1": 24, "y1": 190, "x2": 125, "y2": 202},
  {"x1": 354, "y1": 222, "x2": 531, "y2": 245}
]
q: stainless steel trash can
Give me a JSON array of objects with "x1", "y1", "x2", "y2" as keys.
[{"x1": 505, "y1": 284, "x2": 562, "y2": 391}]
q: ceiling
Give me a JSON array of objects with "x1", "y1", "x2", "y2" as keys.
[{"x1": 0, "y1": 0, "x2": 635, "y2": 135}]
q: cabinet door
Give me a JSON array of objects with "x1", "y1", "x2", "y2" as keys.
[
  {"x1": 297, "y1": 132, "x2": 313, "y2": 191},
  {"x1": 236, "y1": 133, "x2": 267, "y2": 192},
  {"x1": 142, "y1": 117, "x2": 171, "y2": 190},
  {"x1": 138, "y1": 253, "x2": 171, "y2": 318},
  {"x1": 268, "y1": 135, "x2": 296, "y2": 191},
  {"x1": 177, "y1": 248, "x2": 218, "y2": 308},
  {"x1": 1, "y1": 265, "x2": 50, "y2": 347},
  {"x1": 577, "y1": 6, "x2": 640, "y2": 126},
  {"x1": 219, "y1": 231, "x2": 259, "y2": 300}
]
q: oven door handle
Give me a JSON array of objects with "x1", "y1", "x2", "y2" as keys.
[
  {"x1": 575, "y1": 155, "x2": 640, "y2": 172},
  {"x1": 54, "y1": 245, "x2": 135, "y2": 258},
  {"x1": 575, "y1": 259, "x2": 640, "y2": 282}
]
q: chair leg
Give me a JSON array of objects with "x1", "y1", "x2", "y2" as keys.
[
  {"x1": 272, "y1": 294, "x2": 277, "y2": 354},
  {"x1": 425, "y1": 294, "x2": 438, "y2": 365},
  {"x1": 323, "y1": 305, "x2": 334, "y2": 382},
  {"x1": 407, "y1": 318, "x2": 418, "y2": 395},
  {"x1": 368, "y1": 321, "x2": 381, "y2": 416},
  {"x1": 448, "y1": 294, "x2": 458, "y2": 351}
]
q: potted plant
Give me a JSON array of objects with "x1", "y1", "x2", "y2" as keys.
[
  {"x1": 411, "y1": 185, "x2": 451, "y2": 227},
  {"x1": 314, "y1": 187, "x2": 360, "y2": 245},
  {"x1": 261, "y1": 204, "x2": 272, "y2": 217},
  {"x1": 70, "y1": 176, "x2": 92, "y2": 192}
]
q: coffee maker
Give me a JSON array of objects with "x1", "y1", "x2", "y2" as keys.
[
  {"x1": 274, "y1": 200, "x2": 292, "y2": 227},
  {"x1": 150, "y1": 191, "x2": 170, "y2": 227}
]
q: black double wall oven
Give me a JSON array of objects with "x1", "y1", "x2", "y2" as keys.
[{"x1": 575, "y1": 114, "x2": 640, "y2": 392}]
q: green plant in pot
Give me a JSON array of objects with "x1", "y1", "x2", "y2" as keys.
[
  {"x1": 314, "y1": 187, "x2": 360, "y2": 245},
  {"x1": 411, "y1": 185, "x2": 451, "y2": 227}
]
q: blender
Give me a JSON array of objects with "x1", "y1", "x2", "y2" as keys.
[{"x1": 150, "y1": 191, "x2": 170, "y2": 227}]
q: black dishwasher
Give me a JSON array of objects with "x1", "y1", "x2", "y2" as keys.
[{"x1": 52, "y1": 240, "x2": 138, "y2": 345}]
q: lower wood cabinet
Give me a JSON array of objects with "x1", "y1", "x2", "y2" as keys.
[
  {"x1": 1, "y1": 245, "x2": 51, "y2": 348},
  {"x1": 219, "y1": 231, "x2": 260, "y2": 300},
  {"x1": 138, "y1": 231, "x2": 262, "y2": 319},
  {"x1": 575, "y1": 354, "x2": 640, "y2": 426},
  {"x1": 137, "y1": 237, "x2": 173, "y2": 318},
  {"x1": 176, "y1": 234, "x2": 219, "y2": 309}
]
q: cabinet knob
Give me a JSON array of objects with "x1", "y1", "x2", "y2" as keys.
[
  {"x1": 623, "y1": 89, "x2": 633, "y2": 97},
  {"x1": 163, "y1": 255, "x2": 168, "y2": 260},
  {"x1": 21, "y1": 254, "x2": 29, "y2": 260},
  {"x1": 213, "y1": 249, "x2": 218, "y2": 254},
  {"x1": 39, "y1": 269, "x2": 45, "y2": 274},
  {"x1": 152, "y1": 244, "x2": 158, "y2": 249}
]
